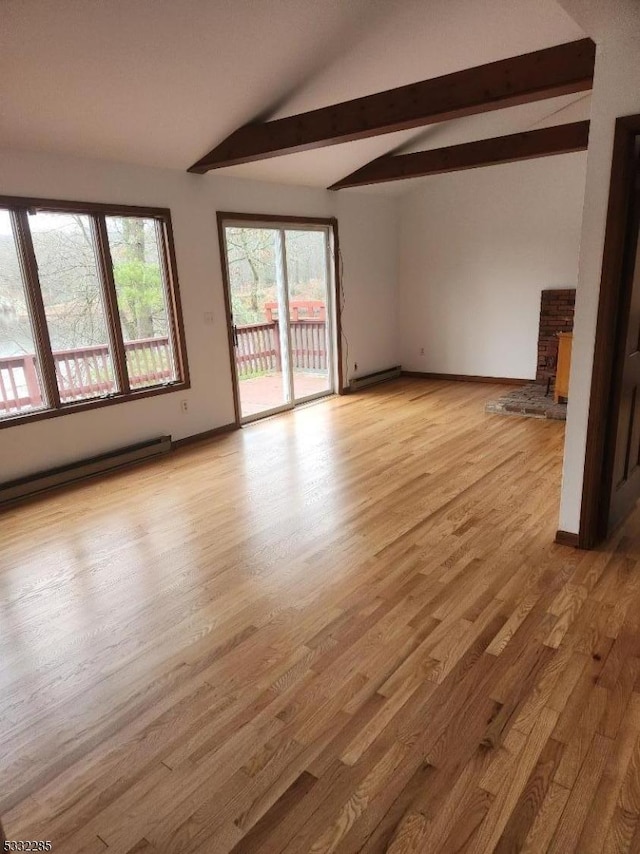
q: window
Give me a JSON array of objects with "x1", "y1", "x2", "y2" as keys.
[
  {"x1": 0, "y1": 210, "x2": 47, "y2": 418},
  {"x1": 107, "y1": 216, "x2": 179, "y2": 390},
  {"x1": 0, "y1": 197, "x2": 188, "y2": 426}
]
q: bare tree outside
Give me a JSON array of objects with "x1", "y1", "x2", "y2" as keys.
[
  {"x1": 225, "y1": 227, "x2": 277, "y2": 324},
  {"x1": 30, "y1": 212, "x2": 112, "y2": 353},
  {"x1": 284, "y1": 230, "x2": 327, "y2": 303},
  {"x1": 226, "y1": 227, "x2": 327, "y2": 325},
  {"x1": 0, "y1": 211, "x2": 37, "y2": 358}
]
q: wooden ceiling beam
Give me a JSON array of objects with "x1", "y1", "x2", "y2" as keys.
[
  {"x1": 328, "y1": 120, "x2": 590, "y2": 189},
  {"x1": 188, "y1": 39, "x2": 595, "y2": 174}
]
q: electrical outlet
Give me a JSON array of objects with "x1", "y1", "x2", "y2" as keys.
[
  {"x1": 203, "y1": 311, "x2": 214, "y2": 325},
  {"x1": 181, "y1": 400, "x2": 188, "y2": 414},
  {"x1": 420, "y1": 347, "x2": 425, "y2": 356}
]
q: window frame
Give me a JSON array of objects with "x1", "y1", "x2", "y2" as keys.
[{"x1": 0, "y1": 194, "x2": 190, "y2": 429}]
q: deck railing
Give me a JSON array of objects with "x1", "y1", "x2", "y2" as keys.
[
  {"x1": 235, "y1": 319, "x2": 327, "y2": 378},
  {"x1": 1, "y1": 321, "x2": 328, "y2": 413},
  {"x1": 0, "y1": 337, "x2": 172, "y2": 415}
]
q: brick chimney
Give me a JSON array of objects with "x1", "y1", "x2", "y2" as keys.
[{"x1": 536, "y1": 289, "x2": 576, "y2": 385}]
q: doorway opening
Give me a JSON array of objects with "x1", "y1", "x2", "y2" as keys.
[{"x1": 217, "y1": 213, "x2": 342, "y2": 424}]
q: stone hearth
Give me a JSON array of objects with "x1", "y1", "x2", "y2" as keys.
[{"x1": 485, "y1": 383, "x2": 567, "y2": 420}]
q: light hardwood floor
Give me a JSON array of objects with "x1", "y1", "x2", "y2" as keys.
[{"x1": 2, "y1": 378, "x2": 640, "y2": 852}]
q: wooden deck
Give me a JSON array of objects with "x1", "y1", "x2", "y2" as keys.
[
  {"x1": 2, "y1": 378, "x2": 640, "y2": 852},
  {"x1": 239, "y1": 371, "x2": 331, "y2": 417}
]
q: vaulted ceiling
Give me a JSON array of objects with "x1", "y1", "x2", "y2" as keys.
[{"x1": 0, "y1": 0, "x2": 589, "y2": 194}]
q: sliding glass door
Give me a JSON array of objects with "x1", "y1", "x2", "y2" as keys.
[{"x1": 220, "y1": 220, "x2": 335, "y2": 423}]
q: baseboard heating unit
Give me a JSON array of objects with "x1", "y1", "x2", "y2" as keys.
[
  {"x1": 349, "y1": 365, "x2": 402, "y2": 392},
  {"x1": 0, "y1": 435, "x2": 172, "y2": 506}
]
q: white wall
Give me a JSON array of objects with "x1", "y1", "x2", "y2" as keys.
[
  {"x1": 558, "y1": 0, "x2": 640, "y2": 534},
  {"x1": 335, "y1": 193, "x2": 400, "y2": 377},
  {"x1": 397, "y1": 153, "x2": 588, "y2": 378},
  {"x1": 0, "y1": 149, "x2": 399, "y2": 481}
]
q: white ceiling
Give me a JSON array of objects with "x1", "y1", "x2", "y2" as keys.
[{"x1": 0, "y1": 0, "x2": 587, "y2": 193}]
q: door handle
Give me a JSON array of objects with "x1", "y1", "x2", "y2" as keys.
[{"x1": 232, "y1": 324, "x2": 238, "y2": 346}]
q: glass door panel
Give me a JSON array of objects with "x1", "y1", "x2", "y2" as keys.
[
  {"x1": 285, "y1": 229, "x2": 333, "y2": 401},
  {"x1": 224, "y1": 226, "x2": 290, "y2": 421},
  {"x1": 284, "y1": 229, "x2": 333, "y2": 402}
]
